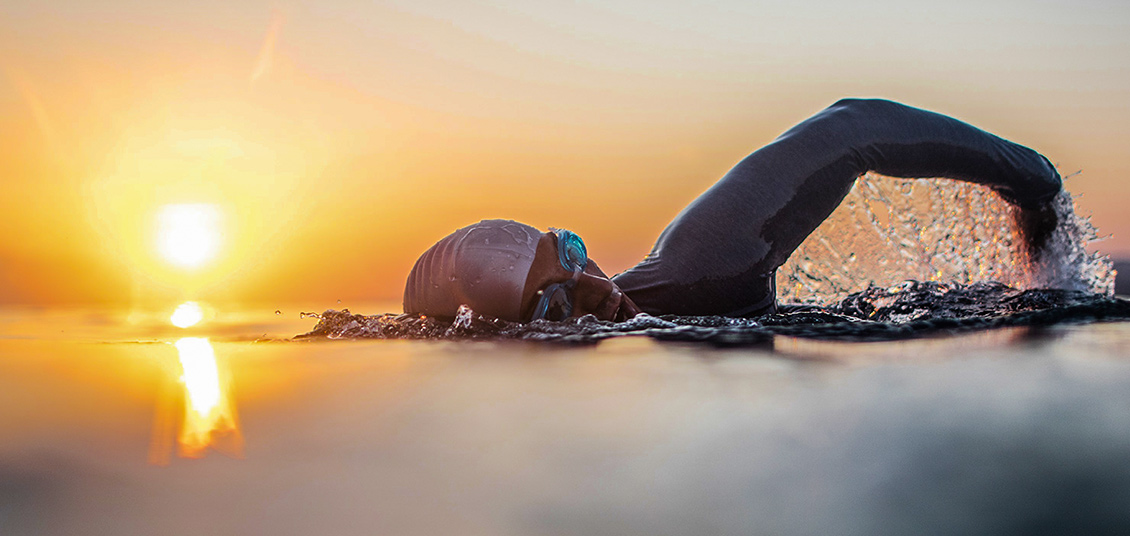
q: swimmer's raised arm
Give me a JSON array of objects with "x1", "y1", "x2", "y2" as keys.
[
  {"x1": 612, "y1": 98, "x2": 1062, "y2": 317},
  {"x1": 800, "y1": 98, "x2": 1061, "y2": 207}
]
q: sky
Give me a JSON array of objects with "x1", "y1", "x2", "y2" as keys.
[{"x1": 1, "y1": 0, "x2": 1128, "y2": 307}]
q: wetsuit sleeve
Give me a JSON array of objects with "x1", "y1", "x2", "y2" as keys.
[{"x1": 612, "y1": 98, "x2": 1062, "y2": 317}]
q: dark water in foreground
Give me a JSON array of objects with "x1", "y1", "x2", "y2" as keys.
[
  {"x1": 298, "y1": 281, "x2": 1130, "y2": 345},
  {"x1": 6, "y1": 310, "x2": 1130, "y2": 536}
]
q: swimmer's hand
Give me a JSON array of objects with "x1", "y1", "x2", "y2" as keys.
[
  {"x1": 1013, "y1": 200, "x2": 1059, "y2": 261},
  {"x1": 614, "y1": 292, "x2": 643, "y2": 322},
  {"x1": 590, "y1": 284, "x2": 642, "y2": 322},
  {"x1": 584, "y1": 258, "x2": 643, "y2": 322}
]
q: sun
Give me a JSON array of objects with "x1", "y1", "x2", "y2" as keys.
[{"x1": 156, "y1": 204, "x2": 222, "y2": 269}]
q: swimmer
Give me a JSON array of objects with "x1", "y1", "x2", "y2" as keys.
[{"x1": 403, "y1": 98, "x2": 1062, "y2": 322}]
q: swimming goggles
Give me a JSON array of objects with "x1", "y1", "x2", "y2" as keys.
[{"x1": 528, "y1": 228, "x2": 588, "y2": 322}]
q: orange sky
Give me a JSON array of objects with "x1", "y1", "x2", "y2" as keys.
[{"x1": 1, "y1": 0, "x2": 1128, "y2": 307}]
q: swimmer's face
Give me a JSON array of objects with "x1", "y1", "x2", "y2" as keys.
[{"x1": 519, "y1": 231, "x2": 642, "y2": 322}]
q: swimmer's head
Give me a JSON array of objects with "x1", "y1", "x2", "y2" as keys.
[
  {"x1": 405, "y1": 219, "x2": 644, "y2": 323},
  {"x1": 403, "y1": 219, "x2": 540, "y2": 321}
]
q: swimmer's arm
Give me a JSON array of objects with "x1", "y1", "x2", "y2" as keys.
[
  {"x1": 754, "y1": 98, "x2": 1063, "y2": 267},
  {"x1": 816, "y1": 98, "x2": 1062, "y2": 208},
  {"x1": 834, "y1": 99, "x2": 1062, "y2": 253}
]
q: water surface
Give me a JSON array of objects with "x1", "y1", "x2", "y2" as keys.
[{"x1": 3, "y1": 303, "x2": 1130, "y2": 535}]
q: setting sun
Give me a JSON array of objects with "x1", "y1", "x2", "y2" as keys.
[{"x1": 157, "y1": 204, "x2": 223, "y2": 269}]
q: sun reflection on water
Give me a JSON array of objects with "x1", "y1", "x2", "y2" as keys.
[
  {"x1": 170, "y1": 301, "x2": 205, "y2": 328},
  {"x1": 150, "y1": 303, "x2": 243, "y2": 464},
  {"x1": 174, "y1": 337, "x2": 240, "y2": 458},
  {"x1": 177, "y1": 338, "x2": 223, "y2": 418}
]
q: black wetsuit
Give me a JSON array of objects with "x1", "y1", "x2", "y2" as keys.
[{"x1": 611, "y1": 98, "x2": 1062, "y2": 317}]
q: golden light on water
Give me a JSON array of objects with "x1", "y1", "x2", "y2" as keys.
[
  {"x1": 157, "y1": 204, "x2": 223, "y2": 269},
  {"x1": 177, "y1": 338, "x2": 221, "y2": 416},
  {"x1": 175, "y1": 337, "x2": 242, "y2": 459},
  {"x1": 151, "y1": 334, "x2": 243, "y2": 464},
  {"x1": 170, "y1": 301, "x2": 205, "y2": 328}
]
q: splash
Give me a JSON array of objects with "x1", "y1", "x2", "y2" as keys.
[{"x1": 775, "y1": 173, "x2": 1114, "y2": 305}]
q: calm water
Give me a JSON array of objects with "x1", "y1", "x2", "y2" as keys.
[{"x1": 3, "y1": 302, "x2": 1130, "y2": 535}]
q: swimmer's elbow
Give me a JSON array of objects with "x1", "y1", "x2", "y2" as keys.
[
  {"x1": 812, "y1": 98, "x2": 911, "y2": 139},
  {"x1": 827, "y1": 97, "x2": 901, "y2": 114}
]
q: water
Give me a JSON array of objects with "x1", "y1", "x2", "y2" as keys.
[
  {"x1": 3, "y1": 177, "x2": 1130, "y2": 534},
  {"x1": 3, "y1": 308, "x2": 1130, "y2": 535}
]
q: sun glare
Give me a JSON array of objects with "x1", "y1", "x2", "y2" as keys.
[
  {"x1": 170, "y1": 301, "x2": 205, "y2": 328},
  {"x1": 157, "y1": 204, "x2": 222, "y2": 269}
]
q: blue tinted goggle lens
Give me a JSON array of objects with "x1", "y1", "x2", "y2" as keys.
[
  {"x1": 554, "y1": 229, "x2": 588, "y2": 272},
  {"x1": 535, "y1": 283, "x2": 574, "y2": 321}
]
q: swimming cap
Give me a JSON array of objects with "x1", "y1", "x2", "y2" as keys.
[{"x1": 403, "y1": 219, "x2": 541, "y2": 321}]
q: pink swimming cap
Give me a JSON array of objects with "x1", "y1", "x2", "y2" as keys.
[{"x1": 403, "y1": 220, "x2": 541, "y2": 321}]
